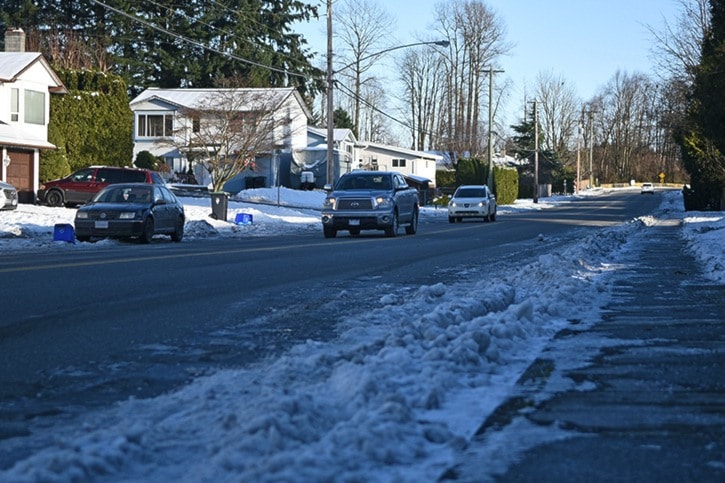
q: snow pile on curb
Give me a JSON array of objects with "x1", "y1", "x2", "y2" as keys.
[{"x1": 2, "y1": 213, "x2": 648, "y2": 482}]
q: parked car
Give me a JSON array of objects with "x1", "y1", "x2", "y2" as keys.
[
  {"x1": 448, "y1": 185, "x2": 497, "y2": 222},
  {"x1": 641, "y1": 182, "x2": 655, "y2": 194},
  {"x1": 0, "y1": 180, "x2": 18, "y2": 210},
  {"x1": 74, "y1": 183, "x2": 184, "y2": 243},
  {"x1": 321, "y1": 171, "x2": 419, "y2": 238},
  {"x1": 38, "y1": 166, "x2": 165, "y2": 207}
]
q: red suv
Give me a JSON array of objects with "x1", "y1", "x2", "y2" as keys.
[{"x1": 38, "y1": 166, "x2": 165, "y2": 207}]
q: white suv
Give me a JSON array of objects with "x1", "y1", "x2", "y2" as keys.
[
  {"x1": 641, "y1": 182, "x2": 655, "y2": 194},
  {"x1": 448, "y1": 185, "x2": 497, "y2": 222}
]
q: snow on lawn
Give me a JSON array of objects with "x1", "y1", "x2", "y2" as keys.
[{"x1": 0, "y1": 188, "x2": 722, "y2": 482}]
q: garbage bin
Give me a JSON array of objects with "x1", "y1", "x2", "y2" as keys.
[{"x1": 210, "y1": 192, "x2": 228, "y2": 221}]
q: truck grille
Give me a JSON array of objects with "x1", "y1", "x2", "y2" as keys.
[{"x1": 337, "y1": 198, "x2": 373, "y2": 210}]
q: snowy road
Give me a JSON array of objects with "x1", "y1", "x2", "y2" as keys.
[{"x1": 1, "y1": 188, "x2": 721, "y2": 481}]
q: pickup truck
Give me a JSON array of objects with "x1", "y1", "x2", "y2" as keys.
[{"x1": 321, "y1": 171, "x2": 419, "y2": 238}]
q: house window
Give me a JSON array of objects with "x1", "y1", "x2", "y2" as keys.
[
  {"x1": 10, "y1": 88, "x2": 19, "y2": 122},
  {"x1": 192, "y1": 116, "x2": 200, "y2": 133},
  {"x1": 137, "y1": 114, "x2": 174, "y2": 137},
  {"x1": 24, "y1": 89, "x2": 46, "y2": 125},
  {"x1": 392, "y1": 158, "x2": 406, "y2": 168}
]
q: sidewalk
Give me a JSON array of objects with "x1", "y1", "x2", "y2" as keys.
[{"x1": 449, "y1": 216, "x2": 725, "y2": 482}]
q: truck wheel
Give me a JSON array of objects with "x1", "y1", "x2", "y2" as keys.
[
  {"x1": 323, "y1": 226, "x2": 337, "y2": 238},
  {"x1": 405, "y1": 207, "x2": 418, "y2": 235},
  {"x1": 385, "y1": 211, "x2": 399, "y2": 237}
]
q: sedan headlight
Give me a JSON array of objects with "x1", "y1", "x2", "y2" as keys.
[
  {"x1": 76, "y1": 212, "x2": 89, "y2": 219},
  {"x1": 119, "y1": 212, "x2": 137, "y2": 220}
]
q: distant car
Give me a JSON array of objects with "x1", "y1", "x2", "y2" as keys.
[
  {"x1": 0, "y1": 180, "x2": 18, "y2": 210},
  {"x1": 448, "y1": 185, "x2": 497, "y2": 222},
  {"x1": 38, "y1": 166, "x2": 165, "y2": 207},
  {"x1": 74, "y1": 183, "x2": 184, "y2": 243},
  {"x1": 641, "y1": 182, "x2": 655, "y2": 194}
]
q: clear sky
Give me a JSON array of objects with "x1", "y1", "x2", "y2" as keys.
[{"x1": 297, "y1": 0, "x2": 681, "y2": 128}]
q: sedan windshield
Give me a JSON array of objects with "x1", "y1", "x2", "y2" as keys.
[{"x1": 95, "y1": 186, "x2": 152, "y2": 203}]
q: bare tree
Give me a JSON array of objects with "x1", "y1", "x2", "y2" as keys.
[
  {"x1": 398, "y1": 45, "x2": 445, "y2": 151},
  {"x1": 334, "y1": 0, "x2": 396, "y2": 139},
  {"x1": 433, "y1": 0, "x2": 512, "y2": 156},
  {"x1": 534, "y1": 71, "x2": 580, "y2": 159},
  {"x1": 165, "y1": 87, "x2": 305, "y2": 192},
  {"x1": 647, "y1": 0, "x2": 711, "y2": 85}
]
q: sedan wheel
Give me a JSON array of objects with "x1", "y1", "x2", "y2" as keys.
[
  {"x1": 139, "y1": 217, "x2": 155, "y2": 243},
  {"x1": 171, "y1": 216, "x2": 184, "y2": 242}
]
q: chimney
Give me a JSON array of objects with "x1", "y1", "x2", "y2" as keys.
[{"x1": 5, "y1": 28, "x2": 26, "y2": 52}]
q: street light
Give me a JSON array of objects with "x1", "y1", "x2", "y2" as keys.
[{"x1": 325, "y1": 1, "x2": 448, "y2": 185}]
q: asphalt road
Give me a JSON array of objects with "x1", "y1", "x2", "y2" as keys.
[{"x1": 0, "y1": 191, "x2": 662, "y2": 468}]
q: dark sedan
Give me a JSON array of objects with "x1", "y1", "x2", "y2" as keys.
[{"x1": 74, "y1": 183, "x2": 185, "y2": 243}]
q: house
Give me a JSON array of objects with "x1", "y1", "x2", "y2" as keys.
[
  {"x1": 0, "y1": 28, "x2": 67, "y2": 203},
  {"x1": 305, "y1": 127, "x2": 440, "y2": 190},
  {"x1": 301, "y1": 127, "x2": 358, "y2": 188},
  {"x1": 130, "y1": 87, "x2": 311, "y2": 188}
]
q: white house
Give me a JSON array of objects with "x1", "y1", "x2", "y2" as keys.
[
  {"x1": 0, "y1": 28, "x2": 67, "y2": 203},
  {"x1": 355, "y1": 141, "x2": 440, "y2": 188},
  {"x1": 130, "y1": 87, "x2": 312, "y2": 187}
]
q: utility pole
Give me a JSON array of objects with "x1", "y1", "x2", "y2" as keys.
[
  {"x1": 325, "y1": 0, "x2": 334, "y2": 187},
  {"x1": 487, "y1": 67, "x2": 504, "y2": 188},
  {"x1": 533, "y1": 99, "x2": 539, "y2": 204},
  {"x1": 586, "y1": 108, "x2": 597, "y2": 189},
  {"x1": 576, "y1": 111, "x2": 582, "y2": 194}
]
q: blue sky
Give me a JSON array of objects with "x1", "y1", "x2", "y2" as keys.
[{"x1": 298, "y1": 0, "x2": 681, "y2": 127}]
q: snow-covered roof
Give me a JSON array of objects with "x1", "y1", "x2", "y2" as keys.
[
  {"x1": 130, "y1": 87, "x2": 311, "y2": 119},
  {"x1": 307, "y1": 126, "x2": 357, "y2": 144},
  {"x1": 0, "y1": 52, "x2": 67, "y2": 93},
  {"x1": 358, "y1": 141, "x2": 443, "y2": 161}
]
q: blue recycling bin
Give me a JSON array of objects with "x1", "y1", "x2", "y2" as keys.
[
  {"x1": 53, "y1": 223, "x2": 75, "y2": 243},
  {"x1": 234, "y1": 213, "x2": 253, "y2": 225}
]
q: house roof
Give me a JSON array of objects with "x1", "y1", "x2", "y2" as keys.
[
  {"x1": 0, "y1": 121, "x2": 56, "y2": 149},
  {"x1": 357, "y1": 141, "x2": 443, "y2": 161},
  {"x1": 0, "y1": 52, "x2": 68, "y2": 94},
  {"x1": 130, "y1": 87, "x2": 312, "y2": 119},
  {"x1": 307, "y1": 126, "x2": 357, "y2": 143}
]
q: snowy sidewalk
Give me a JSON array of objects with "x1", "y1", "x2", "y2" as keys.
[{"x1": 452, "y1": 214, "x2": 725, "y2": 482}]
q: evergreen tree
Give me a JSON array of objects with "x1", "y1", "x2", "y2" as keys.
[
  {"x1": 3, "y1": 0, "x2": 323, "y2": 97},
  {"x1": 678, "y1": 0, "x2": 725, "y2": 210},
  {"x1": 333, "y1": 108, "x2": 355, "y2": 130}
]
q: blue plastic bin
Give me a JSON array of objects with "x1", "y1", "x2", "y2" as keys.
[
  {"x1": 53, "y1": 223, "x2": 76, "y2": 243},
  {"x1": 234, "y1": 213, "x2": 253, "y2": 225}
]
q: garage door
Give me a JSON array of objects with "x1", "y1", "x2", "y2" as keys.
[{"x1": 5, "y1": 149, "x2": 35, "y2": 204}]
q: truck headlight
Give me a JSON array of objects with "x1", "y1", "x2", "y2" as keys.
[
  {"x1": 375, "y1": 196, "x2": 392, "y2": 208},
  {"x1": 323, "y1": 197, "x2": 337, "y2": 209}
]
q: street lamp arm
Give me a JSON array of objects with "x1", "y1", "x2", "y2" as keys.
[{"x1": 333, "y1": 40, "x2": 449, "y2": 74}]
